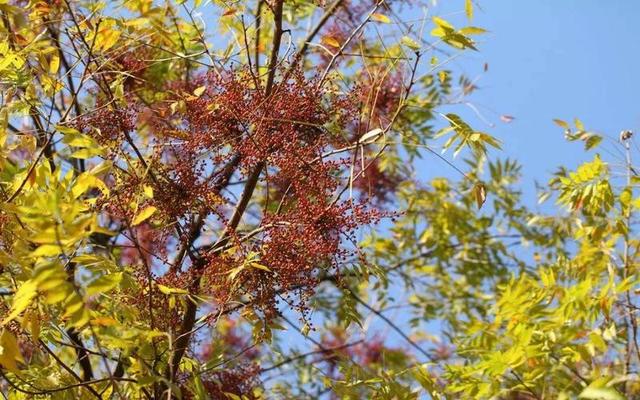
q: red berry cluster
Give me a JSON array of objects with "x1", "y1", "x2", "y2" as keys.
[
  {"x1": 198, "y1": 363, "x2": 261, "y2": 400},
  {"x1": 319, "y1": 328, "x2": 397, "y2": 373},
  {"x1": 73, "y1": 98, "x2": 138, "y2": 146},
  {"x1": 82, "y1": 63, "x2": 392, "y2": 324}
]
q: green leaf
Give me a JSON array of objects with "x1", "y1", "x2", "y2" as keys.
[{"x1": 585, "y1": 135, "x2": 602, "y2": 150}]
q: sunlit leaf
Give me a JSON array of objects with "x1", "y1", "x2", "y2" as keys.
[{"x1": 132, "y1": 206, "x2": 157, "y2": 226}]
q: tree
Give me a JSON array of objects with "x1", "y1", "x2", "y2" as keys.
[{"x1": 0, "y1": 0, "x2": 636, "y2": 399}]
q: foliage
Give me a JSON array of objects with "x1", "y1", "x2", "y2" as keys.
[{"x1": 0, "y1": 1, "x2": 637, "y2": 400}]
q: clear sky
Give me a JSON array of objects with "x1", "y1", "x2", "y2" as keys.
[{"x1": 430, "y1": 0, "x2": 640, "y2": 197}]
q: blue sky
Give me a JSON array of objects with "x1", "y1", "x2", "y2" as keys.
[{"x1": 430, "y1": 0, "x2": 640, "y2": 196}]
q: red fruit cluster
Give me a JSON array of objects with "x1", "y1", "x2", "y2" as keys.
[
  {"x1": 73, "y1": 98, "x2": 138, "y2": 147},
  {"x1": 319, "y1": 328, "x2": 395, "y2": 372},
  {"x1": 81, "y1": 63, "x2": 391, "y2": 324},
  {"x1": 142, "y1": 68, "x2": 384, "y2": 318},
  {"x1": 199, "y1": 363, "x2": 261, "y2": 400}
]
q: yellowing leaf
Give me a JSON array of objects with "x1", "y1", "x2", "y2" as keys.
[
  {"x1": 432, "y1": 16, "x2": 454, "y2": 30},
  {"x1": 62, "y1": 131, "x2": 99, "y2": 148},
  {"x1": 21, "y1": 310, "x2": 40, "y2": 341},
  {"x1": 92, "y1": 317, "x2": 118, "y2": 326},
  {"x1": 473, "y1": 182, "x2": 487, "y2": 209},
  {"x1": 0, "y1": 330, "x2": 23, "y2": 372},
  {"x1": 86, "y1": 272, "x2": 123, "y2": 296},
  {"x1": 71, "y1": 147, "x2": 104, "y2": 159},
  {"x1": 96, "y1": 27, "x2": 121, "y2": 52},
  {"x1": 72, "y1": 173, "x2": 109, "y2": 198},
  {"x1": 132, "y1": 206, "x2": 157, "y2": 226},
  {"x1": 143, "y1": 184, "x2": 154, "y2": 198},
  {"x1": 3, "y1": 280, "x2": 38, "y2": 325},
  {"x1": 322, "y1": 36, "x2": 340, "y2": 48},
  {"x1": 438, "y1": 70, "x2": 448, "y2": 84},
  {"x1": 465, "y1": 0, "x2": 473, "y2": 20},
  {"x1": 359, "y1": 128, "x2": 384, "y2": 144},
  {"x1": 32, "y1": 244, "x2": 63, "y2": 257},
  {"x1": 157, "y1": 284, "x2": 188, "y2": 295},
  {"x1": 193, "y1": 86, "x2": 206, "y2": 97},
  {"x1": 49, "y1": 54, "x2": 60, "y2": 74},
  {"x1": 401, "y1": 36, "x2": 421, "y2": 50},
  {"x1": 250, "y1": 262, "x2": 272, "y2": 272},
  {"x1": 222, "y1": 8, "x2": 237, "y2": 17},
  {"x1": 553, "y1": 119, "x2": 569, "y2": 129},
  {"x1": 579, "y1": 387, "x2": 624, "y2": 400},
  {"x1": 371, "y1": 13, "x2": 391, "y2": 23},
  {"x1": 459, "y1": 26, "x2": 487, "y2": 35}
]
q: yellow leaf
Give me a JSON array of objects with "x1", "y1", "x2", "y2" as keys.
[
  {"x1": 250, "y1": 262, "x2": 272, "y2": 272},
  {"x1": 465, "y1": 0, "x2": 473, "y2": 20},
  {"x1": 438, "y1": 70, "x2": 448, "y2": 84},
  {"x1": 0, "y1": 330, "x2": 23, "y2": 372},
  {"x1": 360, "y1": 128, "x2": 383, "y2": 144},
  {"x1": 432, "y1": 16, "x2": 454, "y2": 29},
  {"x1": 86, "y1": 272, "x2": 123, "y2": 296},
  {"x1": 96, "y1": 28, "x2": 121, "y2": 52},
  {"x1": 62, "y1": 131, "x2": 98, "y2": 148},
  {"x1": 49, "y1": 54, "x2": 60, "y2": 74},
  {"x1": 72, "y1": 173, "x2": 109, "y2": 198},
  {"x1": 21, "y1": 310, "x2": 40, "y2": 341},
  {"x1": 473, "y1": 182, "x2": 487, "y2": 209},
  {"x1": 132, "y1": 206, "x2": 157, "y2": 226},
  {"x1": 322, "y1": 36, "x2": 340, "y2": 48},
  {"x1": 401, "y1": 36, "x2": 421, "y2": 50},
  {"x1": 459, "y1": 26, "x2": 487, "y2": 35},
  {"x1": 157, "y1": 284, "x2": 188, "y2": 295},
  {"x1": 3, "y1": 280, "x2": 38, "y2": 325},
  {"x1": 92, "y1": 317, "x2": 118, "y2": 326},
  {"x1": 193, "y1": 86, "x2": 206, "y2": 97},
  {"x1": 32, "y1": 244, "x2": 63, "y2": 257},
  {"x1": 371, "y1": 13, "x2": 390, "y2": 23},
  {"x1": 143, "y1": 184, "x2": 154, "y2": 198},
  {"x1": 70, "y1": 147, "x2": 104, "y2": 159},
  {"x1": 553, "y1": 119, "x2": 569, "y2": 129}
]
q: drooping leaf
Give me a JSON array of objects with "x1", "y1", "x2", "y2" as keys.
[
  {"x1": 3, "y1": 280, "x2": 38, "y2": 325},
  {"x1": 132, "y1": 206, "x2": 157, "y2": 226}
]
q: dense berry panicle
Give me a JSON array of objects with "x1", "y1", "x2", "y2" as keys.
[
  {"x1": 73, "y1": 98, "x2": 139, "y2": 146},
  {"x1": 196, "y1": 363, "x2": 261, "y2": 400},
  {"x1": 87, "y1": 64, "x2": 390, "y2": 325}
]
